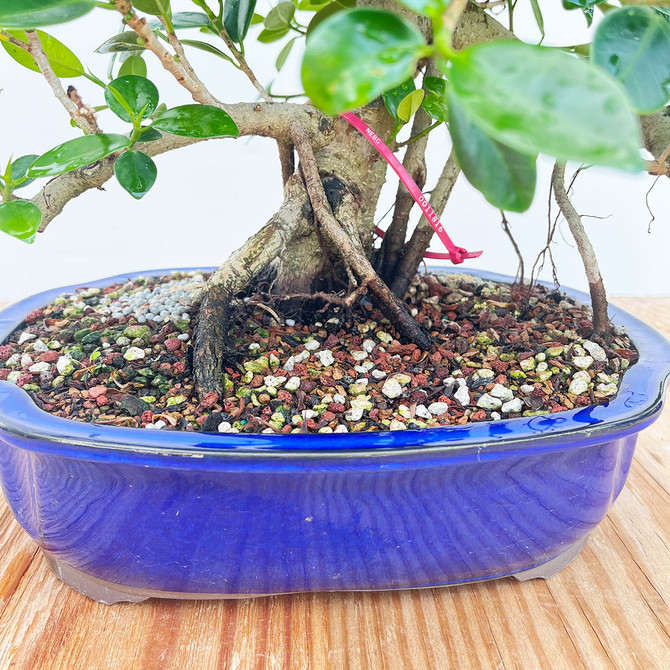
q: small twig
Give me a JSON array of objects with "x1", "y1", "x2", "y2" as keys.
[
  {"x1": 0, "y1": 29, "x2": 30, "y2": 50},
  {"x1": 645, "y1": 159, "x2": 670, "y2": 177},
  {"x1": 645, "y1": 176, "x2": 661, "y2": 233},
  {"x1": 279, "y1": 279, "x2": 372, "y2": 309},
  {"x1": 500, "y1": 211, "x2": 525, "y2": 285},
  {"x1": 246, "y1": 301, "x2": 282, "y2": 323},
  {"x1": 25, "y1": 31, "x2": 100, "y2": 134}
]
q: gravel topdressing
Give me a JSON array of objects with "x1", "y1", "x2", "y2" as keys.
[{"x1": 0, "y1": 271, "x2": 637, "y2": 434}]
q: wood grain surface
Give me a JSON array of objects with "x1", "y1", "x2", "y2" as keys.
[{"x1": 0, "y1": 297, "x2": 668, "y2": 670}]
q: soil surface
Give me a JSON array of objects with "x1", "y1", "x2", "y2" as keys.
[{"x1": 0, "y1": 271, "x2": 637, "y2": 434}]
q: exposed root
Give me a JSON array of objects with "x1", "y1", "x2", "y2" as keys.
[{"x1": 500, "y1": 211, "x2": 525, "y2": 284}]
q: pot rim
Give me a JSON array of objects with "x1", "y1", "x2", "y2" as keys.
[{"x1": 1, "y1": 267, "x2": 669, "y2": 461}]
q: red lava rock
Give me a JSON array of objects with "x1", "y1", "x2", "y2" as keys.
[
  {"x1": 291, "y1": 364, "x2": 308, "y2": 377},
  {"x1": 96, "y1": 395, "x2": 108, "y2": 407},
  {"x1": 24, "y1": 309, "x2": 44, "y2": 324},
  {"x1": 411, "y1": 349, "x2": 423, "y2": 363},
  {"x1": 328, "y1": 402, "x2": 345, "y2": 413},
  {"x1": 39, "y1": 351, "x2": 59, "y2": 364},
  {"x1": 201, "y1": 392, "x2": 219, "y2": 409},
  {"x1": 141, "y1": 410, "x2": 154, "y2": 423},
  {"x1": 301, "y1": 380, "x2": 316, "y2": 393},
  {"x1": 429, "y1": 352, "x2": 442, "y2": 365},
  {"x1": 173, "y1": 361, "x2": 186, "y2": 374},
  {"x1": 495, "y1": 374, "x2": 507, "y2": 386},
  {"x1": 491, "y1": 359, "x2": 509, "y2": 373},
  {"x1": 324, "y1": 334, "x2": 340, "y2": 348},
  {"x1": 17, "y1": 373, "x2": 32, "y2": 387},
  {"x1": 322, "y1": 411, "x2": 336, "y2": 422},
  {"x1": 0, "y1": 369, "x2": 10, "y2": 380},
  {"x1": 83, "y1": 400, "x2": 96, "y2": 409},
  {"x1": 0, "y1": 345, "x2": 13, "y2": 361},
  {"x1": 223, "y1": 399, "x2": 237, "y2": 412},
  {"x1": 531, "y1": 387, "x2": 544, "y2": 397},
  {"x1": 282, "y1": 425, "x2": 292, "y2": 433},
  {"x1": 277, "y1": 390, "x2": 293, "y2": 403},
  {"x1": 471, "y1": 410, "x2": 486, "y2": 421},
  {"x1": 196, "y1": 416, "x2": 207, "y2": 427},
  {"x1": 88, "y1": 385, "x2": 107, "y2": 399},
  {"x1": 251, "y1": 375, "x2": 264, "y2": 388},
  {"x1": 164, "y1": 339, "x2": 181, "y2": 352}
]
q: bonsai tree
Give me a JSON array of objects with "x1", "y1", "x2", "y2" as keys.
[{"x1": 0, "y1": 0, "x2": 669, "y2": 401}]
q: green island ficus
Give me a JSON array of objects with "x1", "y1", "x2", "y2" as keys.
[{"x1": 0, "y1": 0, "x2": 669, "y2": 404}]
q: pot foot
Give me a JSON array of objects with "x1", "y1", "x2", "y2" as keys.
[
  {"x1": 43, "y1": 552, "x2": 150, "y2": 605},
  {"x1": 512, "y1": 534, "x2": 589, "y2": 582}
]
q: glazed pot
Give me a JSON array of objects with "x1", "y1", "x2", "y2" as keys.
[{"x1": 0, "y1": 268, "x2": 668, "y2": 604}]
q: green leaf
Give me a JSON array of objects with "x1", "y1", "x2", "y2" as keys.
[
  {"x1": 582, "y1": 6, "x2": 594, "y2": 28},
  {"x1": 397, "y1": 89, "x2": 424, "y2": 123},
  {"x1": 148, "y1": 12, "x2": 212, "y2": 30},
  {"x1": 1, "y1": 30, "x2": 83, "y2": 78},
  {"x1": 118, "y1": 54, "x2": 147, "y2": 77},
  {"x1": 251, "y1": 13, "x2": 265, "y2": 25},
  {"x1": 448, "y1": 89, "x2": 537, "y2": 213},
  {"x1": 264, "y1": 2, "x2": 295, "y2": 31},
  {"x1": 448, "y1": 42, "x2": 644, "y2": 171},
  {"x1": 105, "y1": 75, "x2": 160, "y2": 123},
  {"x1": 302, "y1": 9, "x2": 426, "y2": 115},
  {"x1": 151, "y1": 105, "x2": 239, "y2": 138},
  {"x1": 257, "y1": 26, "x2": 290, "y2": 43},
  {"x1": 395, "y1": 0, "x2": 448, "y2": 19},
  {"x1": 275, "y1": 37, "x2": 296, "y2": 71},
  {"x1": 29, "y1": 134, "x2": 131, "y2": 177},
  {"x1": 95, "y1": 32, "x2": 146, "y2": 54},
  {"x1": 306, "y1": 0, "x2": 354, "y2": 38},
  {"x1": 179, "y1": 39, "x2": 236, "y2": 65},
  {"x1": 592, "y1": 7, "x2": 670, "y2": 114},
  {"x1": 138, "y1": 127, "x2": 163, "y2": 142},
  {"x1": 132, "y1": 0, "x2": 171, "y2": 17},
  {"x1": 422, "y1": 76, "x2": 448, "y2": 122},
  {"x1": 562, "y1": 0, "x2": 603, "y2": 7},
  {"x1": 383, "y1": 78, "x2": 415, "y2": 121},
  {"x1": 530, "y1": 0, "x2": 545, "y2": 41},
  {"x1": 0, "y1": 0, "x2": 95, "y2": 29},
  {"x1": 114, "y1": 150, "x2": 157, "y2": 199},
  {"x1": 224, "y1": 0, "x2": 258, "y2": 43},
  {"x1": 10, "y1": 155, "x2": 40, "y2": 189},
  {"x1": 0, "y1": 201, "x2": 41, "y2": 243}
]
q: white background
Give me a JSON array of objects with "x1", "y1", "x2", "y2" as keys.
[{"x1": 0, "y1": 0, "x2": 668, "y2": 301}]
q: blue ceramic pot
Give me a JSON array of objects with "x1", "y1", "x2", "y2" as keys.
[{"x1": 0, "y1": 269, "x2": 668, "y2": 604}]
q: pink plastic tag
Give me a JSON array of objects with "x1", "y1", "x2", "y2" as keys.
[{"x1": 340, "y1": 111, "x2": 482, "y2": 264}]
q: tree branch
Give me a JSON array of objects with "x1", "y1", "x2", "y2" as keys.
[
  {"x1": 114, "y1": 0, "x2": 221, "y2": 106},
  {"x1": 390, "y1": 150, "x2": 461, "y2": 297},
  {"x1": 25, "y1": 31, "x2": 100, "y2": 135},
  {"x1": 291, "y1": 124, "x2": 433, "y2": 350},
  {"x1": 552, "y1": 162, "x2": 609, "y2": 333}
]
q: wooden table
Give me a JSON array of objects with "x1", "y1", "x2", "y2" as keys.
[{"x1": 0, "y1": 297, "x2": 669, "y2": 669}]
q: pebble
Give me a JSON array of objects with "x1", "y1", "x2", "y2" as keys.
[
  {"x1": 381, "y1": 377, "x2": 403, "y2": 399},
  {"x1": 304, "y1": 339, "x2": 320, "y2": 351},
  {"x1": 477, "y1": 394, "x2": 502, "y2": 410},
  {"x1": 284, "y1": 376, "x2": 301, "y2": 391},
  {"x1": 56, "y1": 356, "x2": 75, "y2": 376},
  {"x1": 28, "y1": 362, "x2": 51, "y2": 373},
  {"x1": 415, "y1": 405, "x2": 431, "y2": 419},
  {"x1": 20, "y1": 354, "x2": 33, "y2": 368},
  {"x1": 218, "y1": 421, "x2": 233, "y2": 433},
  {"x1": 573, "y1": 356, "x2": 594, "y2": 370},
  {"x1": 473, "y1": 368, "x2": 495, "y2": 381},
  {"x1": 362, "y1": 339, "x2": 376, "y2": 353},
  {"x1": 501, "y1": 398, "x2": 523, "y2": 413},
  {"x1": 454, "y1": 385, "x2": 471, "y2": 406},
  {"x1": 569, "y1": 370, "x2": 591, "y2": 395},
  {"x1": 345, "y1": 407, "x2": 364, "y2": 421},
  {"x1": 335, "y1": 425, "x2": 349, "y2": 433},
  {"x1": 352, "y1": 350, "x2": 368, "y2": 361},
  {"x1": 315, "y1": 350, "x2": 335, "y2": 366},
  {"x1": 428, "y1": 402, "x2": 448, "y2": 416},
  {"x1": 490, "y1": 384, "x2": 514, "y2": 402},
  {"x1": 596, "y1": 383, "x2": 618, "y2": 396},
  {"x1": 264, "y1": 375, "x2": 286, "y2": 387},
  {"x1": 32, "y1": 340, "x2": 48, "y2": 354},
  {"x1": 123, "y1": 347, "x2": 146, "y2": 361},
  {"x1": 520, "y1": 384, "x2": 535, "y2": 396},
  {"x1": 17, "y1": 333, "x2": 36, "y2": 346},
  {"x1": 371, "y1": 369, "x2": 387, "y2": 380},
  {"x1": 285, "y1": 319, "x2": 296, "y2": 327},
  {"x1": 389, "y1": 419, "x2": 407, "y2": 431}
]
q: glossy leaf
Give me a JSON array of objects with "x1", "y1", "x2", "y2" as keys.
[
  {"x1": 275, "y1": 37, "x2": 296, "y2": 71},
  {"x1": 592, "y1": 7, "x2": 670, "y2": 114},
  {"x1": 422, "y1": 76, "x2": 448, "y2": 122},
  {"x1": 95, "y1": 32, "x2": 146, "y2": 54},
  {"x1": 179, "y1": 39, "x2": 236, "y2": 65},
  {"x1": 132, "y1": 0, "x2": 171, "y2": 17},
  {"x1": 306, "y1": 0, "x2": 354, "y2": 37},
  {"x1": 257, "y1": 27, "x2": 290, "y2": 43},
  {"x1": 562, "y1": 0, "x2": 603, "y2": 7},
  {"x1": 105, "y1": 75, "x2": 159, "y2": 123},
  {"x1": 149, "y1": 12, "x2": 212, "y2": 30},
  {"x1": 264, "y1": 2, "x2": 295, "y2": 31},
  {"x1": 383, "y1": 78, "x2": 415, "y2": 121},
  {"x1": 251, "y1": 13, "x2": 265, "y2": 24},
  {"x1": 114, "y1": 150, "x2": 157, "y2": 199},
  {"x1": 302, "y1": 9, "x2": 426, "y2": 115},
  {"x1": 397, "y1": 89, "x2": 424, "y2": 123},
  {"x1": 151, "y1": 105, "x2": 239, "y2": 138},
  {"x1": 0, "y1": 0, "x2": 94, "y2": 28},
  {"x1": 1, "y1": 30, "x2": 83, "y2": 78},
  {"x1": 138, "y1": 127, "x2": 162, "y2": 142},
  {"x1": 118, "y1": 54, "x2": 147, "y2": 77},
  {"x1": 29, "y1": 134, "x2": 131, "y2": 177},
  {"x1": 0, "y1": 201, "x2": 41, "y2": 243},
  {"x1": 396, "y1": 0, "x2": 448, "y2": 18},
  {"x1": 224, "y1": 0, "x2": 258, "y2": 43},
  {"x1": 10, "y1": 154, "x2": 39, "y2": 189},
  {"x1": 448, "y1": 42, "x2": 643, "y2": 171},
  {"x1": 448, "y1": 89, "x2": 537, "y2": 213}
]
